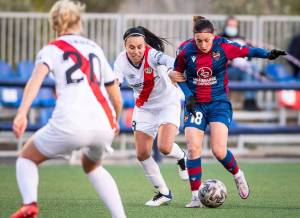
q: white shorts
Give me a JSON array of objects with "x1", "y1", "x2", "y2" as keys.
[
  {"x1": 33, "y1": 122, "x2": 114, "y2": 162},
  {"x1": 132, "y1": 102, "x2": 181, "y2": 138}
]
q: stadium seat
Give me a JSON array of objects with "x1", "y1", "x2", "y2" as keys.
[
  {"x1": 264, "y1": 63, "x2": 294, "y2": 82},
  {"x1": 121, "y1": 90, "x2": 135, "y2": 108},
  {"x1": 30, "y1": 88, "x2": 56, "y2": 108},
  {"x1": 0, "y1": 87, "x2": 22, "y2": 107},
  {"x1": 119, "y1": 108, "x2": 133, "y2": 133},
  {"x1": 0, "y1": 60, "x2": 17, "y2": 79},
  {"x1": 16, "y1": 60, "x2": 35, "y2": 80},
  {"x1": 38, "y1": 108, "x2": 54, "y2": 125}
]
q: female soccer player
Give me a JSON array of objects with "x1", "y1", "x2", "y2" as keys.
[
  {"x1": 10, "y1": 1, "x2": 126, "y2": 217},
  {"x1": 172, "y1": 17, "x2": 286, "y2": 208},
  {"x1": 114, "y1": 26, "x2": 188, "y2": 207}
]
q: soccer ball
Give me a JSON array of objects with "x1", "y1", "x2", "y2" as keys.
[{"x1": 199, "y1": 179, "x2": 227, "y2": 208}]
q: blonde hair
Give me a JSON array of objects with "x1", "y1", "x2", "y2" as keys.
[{"x1": 49, "y1": 0, "x2": 85, "y2": 35}]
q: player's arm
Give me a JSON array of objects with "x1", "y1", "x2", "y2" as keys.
[
  {"x1": 221, "y1": 37, "x2": 286, "y2": 60},
  {"x1": 105, "y1": 80, "x2": 123, "y2": 122},
  {"x1": 13, "y1": 64, "x2": 49, "y2": 138},
  {"x1": 173, "y1": 51, "x2": 196, "y2": 116},
  {"x1": 173, "y1": 51, "x2": 193, "y2": 97},
  {"x1": 248, "y1": 47, "x2": 286, "y2": 60},
  {"x1": 149, "y1": 49, "x2": 174, "y2": 71}
]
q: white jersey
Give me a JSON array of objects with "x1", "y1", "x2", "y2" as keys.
[
  {"x1": 35, "y1": 34, "x2": 116, "y2": 132},
  {"x1": 114, "y1": 47, "x2": 181, "y2": 109}
]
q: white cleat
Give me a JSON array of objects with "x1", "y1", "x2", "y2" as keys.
[
  {"x1": 185, "y1": 195, "x2": 203, "y2": 208},
  {"x1": 234, "y1": 170, "x2": 250, "y2": 199},
  {"x1": 177, "y1": 154, "x2": 189, "y2": 181},
  {"x1": 145, "y1": 191, "x2": 172, "y2": 207}
]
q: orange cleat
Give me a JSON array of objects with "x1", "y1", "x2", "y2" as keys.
[{"x1": 10, "y1": 202, "x2": 38, "y2": 218}]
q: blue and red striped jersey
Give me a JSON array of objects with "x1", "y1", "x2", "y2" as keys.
[{"x1": 174, "y1": 36, "x2": 270, "y2": 102}]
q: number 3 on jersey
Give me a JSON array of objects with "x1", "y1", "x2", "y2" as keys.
[
  {"x1": 190, "y1": 112, "x2": 203, "y2": 125},
  {"x1": 63, "y1": 51, "x2": 101, "y2": 85}
]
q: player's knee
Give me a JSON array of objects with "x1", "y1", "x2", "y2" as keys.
[
  {"x1": 187, "y1": 144, "x2": 201, "y2": 157},
  {"x1": 211, "y1": 146, "x2": 226, "y2": 159},
  {"x1": 136, "y1": 152, "x2": 150, "y2": 161},
  {"x1": 157, "y1": 144, "x2": 172, "y2": 155},
  {"x1": 81, "y1": 154, "x2": 100, "y2": 174}
]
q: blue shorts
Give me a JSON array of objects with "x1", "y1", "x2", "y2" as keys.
[{"x1": 183, "y1": 100, "x2": 233, "y2": 131}]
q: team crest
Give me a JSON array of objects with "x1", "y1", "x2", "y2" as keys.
[
  {"x1": 145, "y1": 67, "x2": 153, "y2": 74},
  {"x1": 191, "y1": 55, "x2": 196, "y2": 62},
  {"x1": 212, "y1": 51, "x2": 221, "y2": 60}
]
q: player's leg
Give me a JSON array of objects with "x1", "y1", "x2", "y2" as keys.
[
  {"x1": 157, "y1": 123, "x2": 188, "y2": 180},
  {"x1": 157, "y1": 102, "x2": 188, "y2": 180},
  {"x1": 210, "y1": 122, "x2": 250, "y2": 199},
  {"x1": 81, "y1": 149, "x2": 126, "y2": 218},
  {"x1": 10, "y1": 137, "x2": 48, "y2": 218},
  {"x1": 183, "y1": 104, "x2": 207, "y2": 208},
  {"x1": 134, "y1": 130, "x2": 172, "y2": 206},
  {"x1": 184, "y1": 127, "x2": 204, "y2": 208}
]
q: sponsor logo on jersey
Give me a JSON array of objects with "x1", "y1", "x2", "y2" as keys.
[
  {"x1": 197, "y1": 67, "x2": 212, "y2": 79},
  {"x1": 212, "y1": 51, "x2": 221, "y2": 61},
  {"x1": 193, "y1": 67, "x2": 217, "y2": 86},
  {"x1": 145, "y1": 67, "x2": 153, "y2": 74},
  {"x1": 130, "y1": 75, "x2": 160, "y2": 88},
  {"x1": 191, "y1": 55, "x2": 196, "y2": 62},
  {"x1": 128, "y1": 74, "x2": 135, "y2": 78}
]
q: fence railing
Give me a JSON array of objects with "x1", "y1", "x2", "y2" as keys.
[{"x1": 0, "y1": 13, "x2": 299, "y2": 65}]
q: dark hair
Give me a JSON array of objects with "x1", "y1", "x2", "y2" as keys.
[
  {"x1": 193, "y1": 16, "x2": 205, "y2": 25},
  {"x1": 123, "y1": 26, "x2": 168, "y2": 52},
  {"x1": 193, "y1": 16, "x2": 214, "y2": 34}
]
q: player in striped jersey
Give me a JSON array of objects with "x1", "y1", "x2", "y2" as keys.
[
  {"x1": 114, "y1": 26, "x2": 188, "y2": 207},
  {"x1": 172, "y1": 16, "x2": 286, "y2": 208},
  {"x1": 10, "y1": 1, "x2": 126, "y2": 217}
]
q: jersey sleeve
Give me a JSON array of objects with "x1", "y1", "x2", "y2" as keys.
[
  {"x1": 221, "y1": 38, "x2": 270, "y2": 60},
  {"x1": 113, "y1": 57, "x2": 125, "y2": 84},
  {"x1": 173, "y1": 50, "x2": 186, "y2": 74},
  {"x1": 98, "y1": 49, "x2": 115, "y2": 84},
  {"x1": 148, "y1": 48, "x2": 174, "y2": 70},
  {"x1": 35, "y1": 45, "x2": 55, "y2": 71}
]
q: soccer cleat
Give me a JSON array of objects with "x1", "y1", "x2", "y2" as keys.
[
  {"x1": 185, "y1": 195, "x2": 203, "y2": 208},
  {"x1": 145, "y1": 191, "x2": 172, "y2": 206},
  {"x1": 10, "y1": 202, "x2": 38, "y2": 218},
  {"x1": 177, "y1": 153, "x2": 189, "y2": 181},
  {"x1": 234, "y1": 170, "x2": 250, "y2": 199}
]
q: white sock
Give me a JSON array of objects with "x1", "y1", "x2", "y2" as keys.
[
  {"x1": 192, "y1": 190, "x2": 199, "y2": 199},
  {"x1": 166, "y1": 143, "x2": 185, "y2": 160},
  {"x1": 140, "y1": 157, "x2": 169, "y2": 195},
  {"x1": 16, "y1": 157, "x2": 39, "y2": 204},
  {"x1": 87, "y1": 166, "x2": 126, "y2": 218}
]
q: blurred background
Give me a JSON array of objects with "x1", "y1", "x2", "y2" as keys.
[
  {"x1": 0, "y1": 0, "x2": 300, "y2": 162},
  {"x1": 0, "y1": 1, "x2": 300, "y2": 217}
]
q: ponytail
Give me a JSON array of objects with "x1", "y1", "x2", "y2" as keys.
[
  {"x1": 193, "y1": 16, "x2": 214, "y2": 34},
  {"x1": 123, "y1": 26, "x2": 169, "y2": 52}
]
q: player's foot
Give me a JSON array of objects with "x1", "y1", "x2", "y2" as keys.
[
  {"x1": 185, "y1": 195, "x2": 203, "y2": 208},
  {"x1": 177, "y1": 152, "x2": 188, "y2": 181},
  {"x1": 234, "y1": 170, "x2": 250, "y2": 199},
  {"x1": 10, "y1": 202, "x2": 38, "y2": 218},
  {"x1": 145, "y1": 190, "x2": 172, "y2": 206}
]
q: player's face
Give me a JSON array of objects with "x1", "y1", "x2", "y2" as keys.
[
  {"x1": 194, "y1": 32, "x2": 215, "y2": 53},
  {"x1": 125, "y1": 36, "x2": 146, "y2": 65}
]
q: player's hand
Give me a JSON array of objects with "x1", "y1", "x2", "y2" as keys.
[
  {"x1": 186, "y1": 95, "x2": 196, "y2": 117},
  {"x1": 168, "y1": 70, "x2": 186, "y2": 84},
  {"x1": 13, "y1": 112, "x2": 28, "y2": 139},
  {"x1": 268, "y1": 49, "x2": 286, "y2": 60}
]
